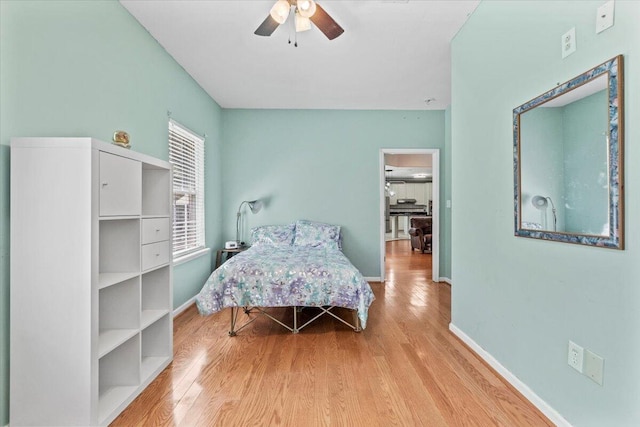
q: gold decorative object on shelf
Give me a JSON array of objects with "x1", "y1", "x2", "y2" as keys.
[{"x1": 112, "y1": 130, "x2": 131, "y2": 149}]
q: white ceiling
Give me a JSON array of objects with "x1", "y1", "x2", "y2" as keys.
[
  {"x1": 385, "y1": 153, "x2": 431, "y2": 180},
  {"x1": 120, "y1": 0, "x2": 479, "y2": 110}
]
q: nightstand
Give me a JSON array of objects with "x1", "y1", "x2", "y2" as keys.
[{"x1": 215, "y1": 247, "x2": 248, "y2": 269}]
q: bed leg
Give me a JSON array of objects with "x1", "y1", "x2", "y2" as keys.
[
  {"x1": 353, "y1": 310, "x2": 362, "y2": 332},
  {"x1": 293, "y1": 306, "x2": 299, "y2": 333},
  {"x1": 229, "y1": 307, "x2": 237, "y2": 337}
]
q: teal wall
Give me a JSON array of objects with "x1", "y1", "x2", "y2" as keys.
[
  {"x1": 441, "y1": 107, "x2": 452, "y2": 279},
  {"x1": 451, "y1": 1, "x2": 640, "y2": 426},
  {"x1": 221, "y1": 109, "x2": 447, "y2": 278},
  {"x1": 0, "y1": 1, "x2": 223, "y2": 423}
]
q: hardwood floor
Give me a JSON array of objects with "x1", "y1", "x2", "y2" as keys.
[{"x1": 112, "y1": 240, "x2": 552, "y2": 426}]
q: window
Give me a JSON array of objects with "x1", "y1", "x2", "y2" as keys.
[{"x1": 168, "y1": 119, "x2": 205, "y2": 258}]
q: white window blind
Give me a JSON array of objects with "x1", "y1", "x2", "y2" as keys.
[{"x1": 168, "y1": 119, "x2": 205, "y2": 258}]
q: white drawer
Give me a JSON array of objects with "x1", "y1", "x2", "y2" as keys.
[
  {"x1": 142, "y1": 218, "x2": 170, "y2": 244},
  {"x1": 141, "y1": 241, "x2": 170, "y2": 271}
]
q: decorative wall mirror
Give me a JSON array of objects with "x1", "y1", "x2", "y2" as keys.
[{"x1": 513, "y1": 55, "x2": 624, "y2": 249}]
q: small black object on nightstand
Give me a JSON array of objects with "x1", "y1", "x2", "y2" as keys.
[{"x1": 215, "y1": 247, "x2": 248, "y2": 269}]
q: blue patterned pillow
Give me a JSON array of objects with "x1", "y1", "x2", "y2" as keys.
[
  {"x1": 293, "y1": 220, "x2": 342, "y2": 251},
  {"x1": 251, "y1": 224, "x2": 295, "y2": 246}
]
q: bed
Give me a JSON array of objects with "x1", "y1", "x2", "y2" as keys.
[{"x1": 195, "y1": 220, "x2": 375, "y2": 335}]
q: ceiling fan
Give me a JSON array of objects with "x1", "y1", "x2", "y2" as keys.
[{"x1": 255, "y1": 0, "x2": 344, "y2": 40}]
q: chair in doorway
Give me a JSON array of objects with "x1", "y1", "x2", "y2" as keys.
[{"x1": 409, "y1": 217, "x2": 432, "y2": 254}]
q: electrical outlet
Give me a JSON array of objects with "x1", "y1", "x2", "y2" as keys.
[
  {"x1": 568, "y1": 341, "x2": 584, "y2": 373},
  {"x1": 584, "y1": 350, "x2": 604, "y2": 385},
  {"x1": 561, "y1": 27, "x2": 576, "y2": 59},
  {"x1": 446, "y1": 200, "x2": 451, "y2": 208},
  {"x1": 596, "y1": 1, "x2": 615, "y2": 34}
]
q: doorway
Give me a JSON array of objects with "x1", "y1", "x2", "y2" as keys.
[{"x1": 379, "y1": 149, "x2": 440, "y2": 282}]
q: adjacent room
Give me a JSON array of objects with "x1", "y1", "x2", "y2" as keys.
[{"x1": 1, "y1": 1, "x2": 638, "y2": 426}]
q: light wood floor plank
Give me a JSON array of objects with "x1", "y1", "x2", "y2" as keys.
[{"x1": 111, "y1": 240, "x2": 552, "y2": 426}]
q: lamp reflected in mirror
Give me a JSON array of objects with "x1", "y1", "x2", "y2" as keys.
[{"x1": 531, "y1": 195, "x2": 557, "y2": 232}]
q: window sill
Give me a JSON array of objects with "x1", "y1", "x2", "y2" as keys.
[{"x1": 173, "y1": 247, "x2": 211, "y2": 266}]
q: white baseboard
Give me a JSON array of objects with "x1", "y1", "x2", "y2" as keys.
[
  {"x1": 449, "y1": 323, "x2": 571, "y2": 427},
  {"x1": 364, "y1": 276, "x2": 382, "y2": 282},
  {"x1": 173, "y1": 296, "x2": 196, "y2": 318},
  {"x1": 438, "y1": 277, "x2": 452, "y2": 284}
]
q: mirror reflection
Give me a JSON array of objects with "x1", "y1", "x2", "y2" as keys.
[
  {"x1": 514, "y1": 55, "x2": 623, "y2": 249},
  {"x1": 520, "y1": 74, "x2": 608, "y2": 235}
]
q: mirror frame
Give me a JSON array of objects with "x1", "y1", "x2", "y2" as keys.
[{"x1": 513, "y1": 55, "x2": 624, "y2": 249}]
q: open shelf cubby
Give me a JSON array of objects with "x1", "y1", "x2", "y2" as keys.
[
  {"x1": 98, "y1": 334, "x2": 141, "y2": 424},
  {"x1": 99, "y1": 276, "x2": 140, "y2": 358},
  {"x1": 141, "y1": 314, "x2": 172, "y2": 381},
  {"x1": 99, "y1": 219, "x2": 140, "y2": 277},
  {"x1": 142, "y1": 165, "x2": 171, "y2": 217},
  {"x1": 99, "y1": 271, "x2": 139, "y2": 290},
  {"x1": 141, "y1": 266, "x2": 171, "y2": 329}
]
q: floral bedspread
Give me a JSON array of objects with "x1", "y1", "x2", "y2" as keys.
[{"x1": 195, "y1": 245, "x2": 375, "y2": 329}]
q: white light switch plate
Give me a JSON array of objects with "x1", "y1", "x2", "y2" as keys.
[
  {"x1": 584, "y1": 350, "x2": 605, "y2": 385},
  {"x1": 596, "y1": 1, "x2": 615, "y2": 34},
  {"x1": 561, "y1": 28, "x2": 576, "y2": 59}
]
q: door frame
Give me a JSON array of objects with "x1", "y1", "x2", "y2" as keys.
[{"x1": 379, "y1": 148, "x2": 440, "y2": 282}]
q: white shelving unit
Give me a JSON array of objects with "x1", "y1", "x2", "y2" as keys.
[{"x1": 10, "y1": 137, "x2": 173, "y2": 426}]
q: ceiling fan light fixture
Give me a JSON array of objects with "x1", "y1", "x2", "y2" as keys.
[
  {"x1": 270, "y1": 0, "x2": 291, "y2": 24},
  {"x1": 255, "y1": 0, "x2": 343, "y2": 40},
  {"x1": 295, "y1": 11, "x2": 311, "y2": 32},
  {"x1": 297, "y1": 0, "x2": 317, "y2": 18}
]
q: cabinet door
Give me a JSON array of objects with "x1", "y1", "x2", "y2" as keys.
[{"x1": 100, "y1": 152, "x2": 141, "y2": 216}]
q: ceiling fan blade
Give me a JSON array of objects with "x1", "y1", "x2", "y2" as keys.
[
  {"x1": 254, "y1": 15, "x2": 280, "y2": 36},
  {"x1": 309, "y1": 3, "x2": 344, "y2": 40}
]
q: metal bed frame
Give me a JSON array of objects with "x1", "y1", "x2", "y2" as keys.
[{"x1": 228, "y1": 305, "x2": 362, "y2": 336}]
